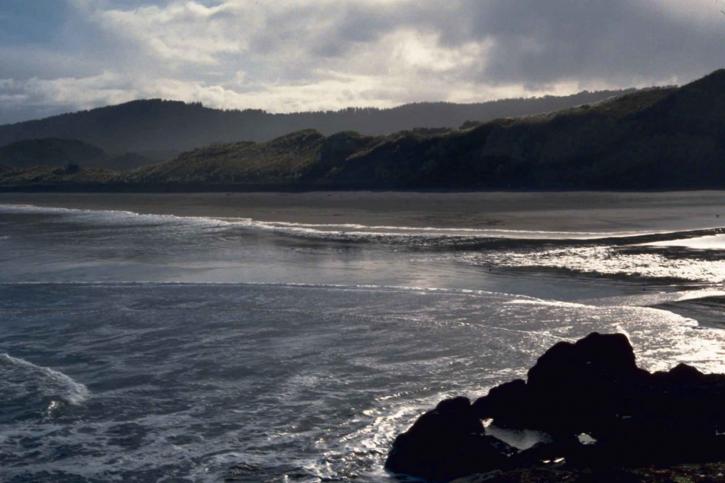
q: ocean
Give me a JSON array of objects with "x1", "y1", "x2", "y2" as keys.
[{"x1": 1, "y1": 194, "x2": 724, "y2": 481}]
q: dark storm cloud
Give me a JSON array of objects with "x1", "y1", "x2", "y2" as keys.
[{"x1": 442, "y1": 0, "x2": 725, "y2": 86}]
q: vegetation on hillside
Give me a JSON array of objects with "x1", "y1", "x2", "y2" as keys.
[
  {"x1": 1, "y1": 70, "x2": 724, "y2": 191},
  {"x1": 0, "y1": 90, "x2": 633, "y2": 158}
]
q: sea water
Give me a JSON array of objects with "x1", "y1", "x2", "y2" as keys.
[{"x1": 1, "y1": 202, "x2": 724, "y2": 481}]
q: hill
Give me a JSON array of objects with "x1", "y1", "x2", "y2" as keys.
[
  {"x1": 130, "y1": 130, "x2": 334, "y2": 185},
  {"x1": 3, "y1": 69, "x2": 725, "y2": 191},
  {"x1": 0, "y1": 90, "x2": 631, "y2": 158},
  {"x1": 0, "y1": 138, "x2": 106, "y2": 169},
  {"x1": 0, "y1": 164, "x2": 115, "y2": 189},
  {"x1": 0, "y1": 138, "x2": 150, "y2": 171}
]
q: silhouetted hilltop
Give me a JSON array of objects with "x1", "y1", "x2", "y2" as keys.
[
  {"x1": 2, "y1": 69, "x2": 725, "y2": 191},
  {"x1": 317, "y1": 76, "x2": 720, "y2": 190},
  {"x1": 634, "y1": 69, "x2": 725, "y2": 135},
  {"x1": 0, "y1": 90, "x2": 631, "y2": 158}
]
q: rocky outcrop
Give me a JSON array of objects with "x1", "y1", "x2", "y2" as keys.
[
  {"x1": 385, "y1": 332, "x2": 725, "y2": 481},
  {"x1": 385, "y1": 397, "x2": 514, "y2": 481}
]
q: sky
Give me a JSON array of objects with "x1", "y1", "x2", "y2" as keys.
[{"x1": 1, "y1": 0, "x2": 724, "y2": 124}]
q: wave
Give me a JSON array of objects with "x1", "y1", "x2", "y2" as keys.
[
  {"x1": 232, "y1": 219, "x2": 725, "y2": 250},
  {"x1": 0, "y1": 279, "x2": 541, "y2": 302},
  {"x1": 248, "y1": 219, "x2": 647, "y2": 239},
  {"x1": 460, "y1": 245, "x2": 725, "y2": 284},
  {"x1": 0, "y1": 202, "x2": 600, "y2": 240},
  {"x1": 4, "y1": 202, "x2": 724, "y2": 248},
  {"x1": 0, "y1": 203, "x2": 242, "y2": 230},
  {"x1": 6, "y1": 279, "x2": 716, "y2": 325},
  {"x1": 643, "y1": 233, "x2": 725, "y2": 250},
  {"x1": 0, "y1": 353, "x2": 90, "y2": 405}
]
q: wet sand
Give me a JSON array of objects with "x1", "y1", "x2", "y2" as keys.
[{"x1": 1, "y1": 191, "x2": 725, "y2": 233}]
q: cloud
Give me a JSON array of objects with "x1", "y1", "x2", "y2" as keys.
[
  {"x1": 449, "y1": 0, "x2": 725, "y2": 87},
  {"x1": 85, "y1": 1, "x2": 248, "y2": 65},
  {"x1": 1, "y1": 0, "x2": 724, "y2": 123}
]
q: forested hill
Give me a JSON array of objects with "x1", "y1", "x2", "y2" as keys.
[
  {"x1": 4, "y1": 69, "x2": 725, "y2": 191},
  {"x1": 0, "y1": 90, "x2": 630, "y2": 158}
]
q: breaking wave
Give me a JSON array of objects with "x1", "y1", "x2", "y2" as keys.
[
  {"x1": 2, "y1": 202, "x2": 723, "y2": 247},
  {"x1": 0, "y1": 353, "x2": 90, "y2": 406}
]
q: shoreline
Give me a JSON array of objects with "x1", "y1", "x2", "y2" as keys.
[{"x1": 2, "y1": 191, "x2": 725, "y2": 233}]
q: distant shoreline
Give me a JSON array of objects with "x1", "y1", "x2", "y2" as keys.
[
  {"x1": 3, "y1": 185, "x2": 725, "y2": 194},
  {"x1": 3, "y1": 190, "x2": 725, "y2": 233}
]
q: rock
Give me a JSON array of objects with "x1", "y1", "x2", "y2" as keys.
[
  {"x1": 387, "y1": 332, "x2": 725, "y2": 481},
  {"x1": 472, "y1": 379, "x2": 527, "y2": 427},
  {"x1": 385, "y1": 396, "x2": 513, "y2": 481},
  {"x1": 475, "y1": 333, "x2": 646, "y2": 438},
  {"x1": 526, "y1": 332, "x2": 639, "y2": 390}
]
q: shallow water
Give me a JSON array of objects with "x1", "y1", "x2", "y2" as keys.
[{"x1": 1, "y1": 201, "x2": 724, "y2": 481}]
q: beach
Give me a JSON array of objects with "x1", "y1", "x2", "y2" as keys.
[{"x1": 2, "y1": 191, "x2": 725, "y2": 233}]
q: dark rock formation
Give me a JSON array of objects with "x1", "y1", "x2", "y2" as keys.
[
  {"x1": 385, "y1": 396, "x2": 513, "y2": 481},
  {"x1": 474, "y1": 333, "x2": 648, "y2": 439},
  {"x1": 386, "y1": 332, "x2": 725, "y2": 481}
]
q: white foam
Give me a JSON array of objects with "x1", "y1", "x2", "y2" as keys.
[
  {"x1": 581, "y1": 288, "x2": 725, "y2": 309},
  {"x1": 250, "y1": 219, "x2": 649, "y2": 240},
  {"x1": 0, "y1": 353, "x2": 90, "y2": 405},
  {"x1": 0, "y1": 203, "x2": 243, "y2": 229},
  {"x1": 461, "y1": 245, "x2": 725, "y2": 283},
  {"x1": 0, "y1": 202, "x2": 681, "y2": 242},
  {"x1": 643, "y1": 234, "x2": 725, "y2": 250}
]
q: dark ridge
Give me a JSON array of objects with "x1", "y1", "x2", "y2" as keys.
[
  {"x1": 2, "y1": 68, "x2": 725, "y2": 191},
  {"x1": 0, "y1": 90, "x2": 633, "y2": 157}
]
